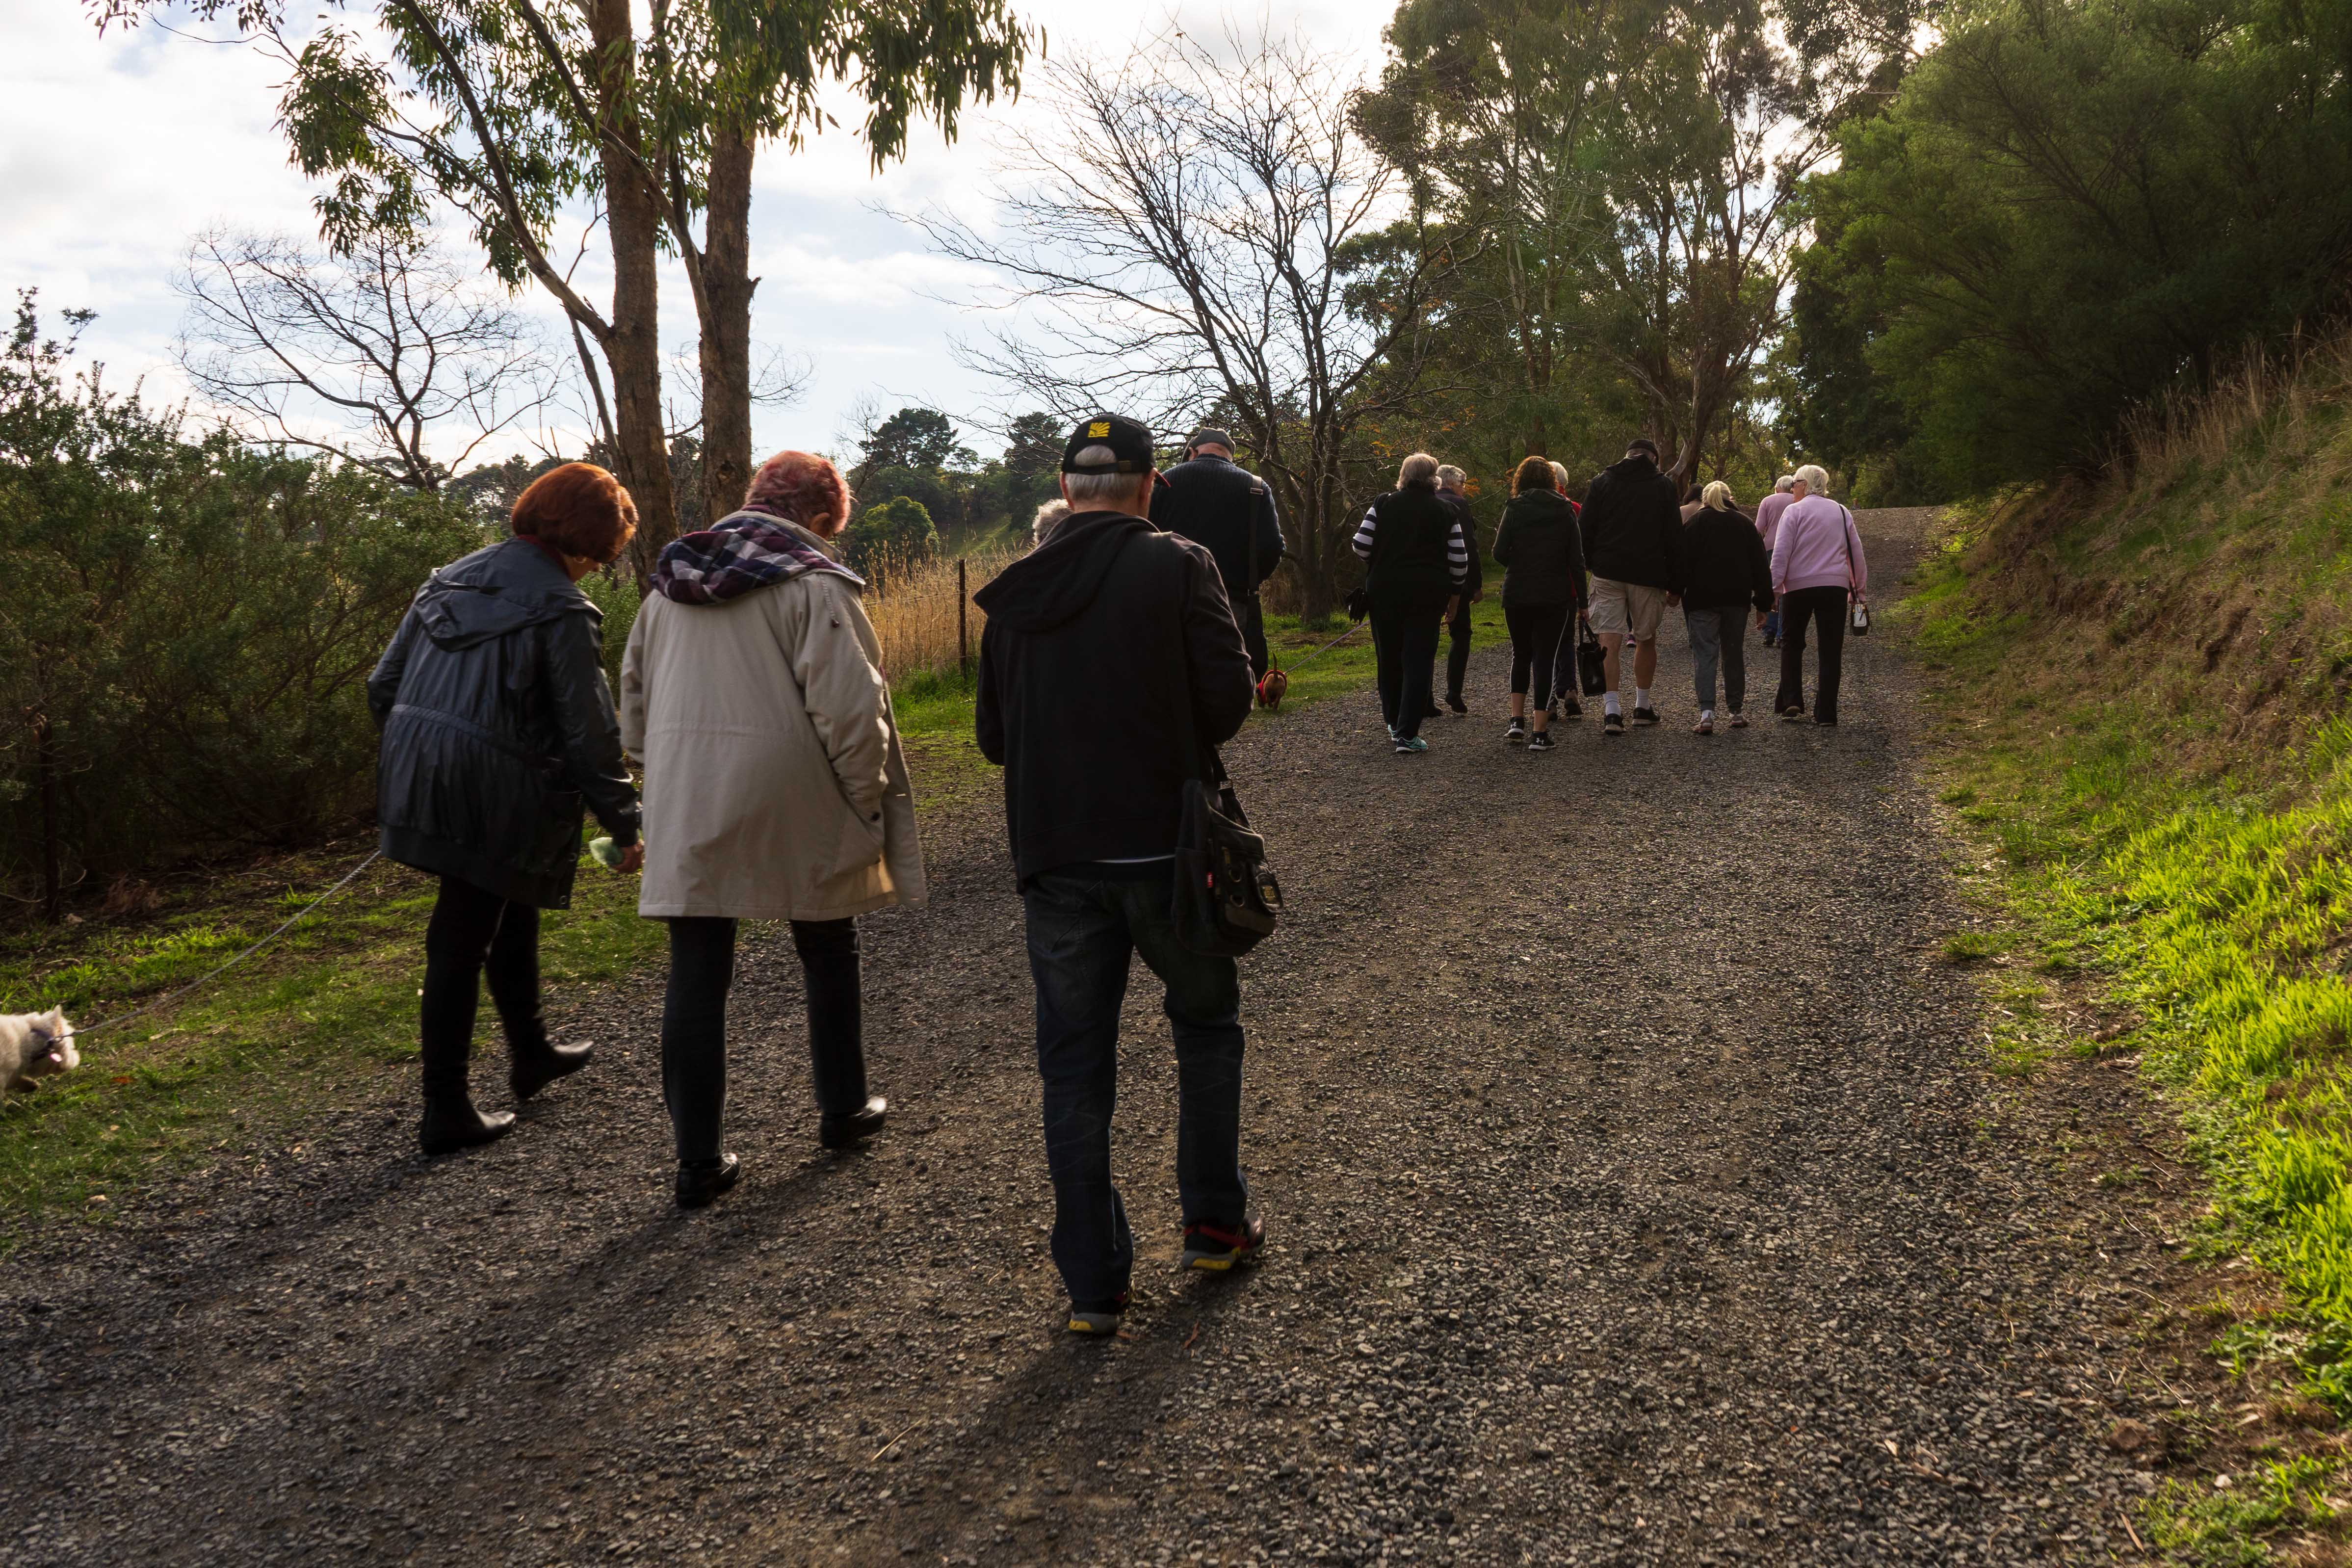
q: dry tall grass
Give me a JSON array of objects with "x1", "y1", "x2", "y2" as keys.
[{"x1": 862, "y1": 545, "x2": 1021, "y2": 683}]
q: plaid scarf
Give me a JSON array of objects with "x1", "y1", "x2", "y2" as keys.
[{"x1": 651, "y1": 505, "x2": 864, "y2": 605}]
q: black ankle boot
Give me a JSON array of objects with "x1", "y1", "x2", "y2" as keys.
[
  {"x1": 511, "y1": 1039, "x2": 595, "y2": 1102},
  {"x1": 419, "y1": 1097, "x2": 516, "y2": 1157},
  {"x1": 675, "y1": 1152, "x2": 742, "y2": 1209},
  {"x1": 819, "y1": 1096, "x2": 887, "y2": 1150}
]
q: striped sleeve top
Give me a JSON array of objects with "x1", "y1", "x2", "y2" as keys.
[{"x1": 1350, "y1": 502, "x2": 1472, "y2": 585}]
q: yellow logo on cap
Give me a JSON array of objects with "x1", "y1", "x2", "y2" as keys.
[{"x1": 1088, "y1": 421, "x2": 1111, "y2": 438}]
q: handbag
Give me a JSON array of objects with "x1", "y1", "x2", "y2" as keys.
[
  {"x1": 1576, "y1": 618, "x2": 1608, "y2": 697},
  {"x1": 1172, "y1": 753, "x2": 1282, "y2": 957},
  {"x1": 1839, "y1": 505, "x2": 1869, "y2": 635}
]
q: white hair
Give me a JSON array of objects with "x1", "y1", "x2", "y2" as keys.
[
  {"x1": 1548, "y1": 461, "x2": 1572, "y2": 492},
  {"x1": 1435, "y1": 464, "x2": 1466, "y2": 491},
  {"x1": 1031, "y1": 498, "x2": 1072, "y2": 545},
  {"x1": 1398, "y1": 452, "x2": 1439, "y2": 487},
  {"x1": 1774, "y1": 474, "x2": 1796, "y2": 493},
  {"x1": 1062, "y1": 445, "x2": 1146, "y2": 509},
  {"x1": 1793, "y1": 464, "x2": 1830, "y2": 493}
]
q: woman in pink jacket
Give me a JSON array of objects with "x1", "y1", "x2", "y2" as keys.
[{"x1": 1769, "y1": 465, "x2": 1868, "y2": 725}]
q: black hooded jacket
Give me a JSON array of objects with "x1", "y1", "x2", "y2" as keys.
[
  {"x1": 974, "y1": 512, "x2": 1254, "y2": 883},
  {"x1": 1579, "y1": 453, "x2": 1685, "y2": 589},
  {"x1": 1679, "y1": 505, "x2": 1775, "y2": 612},
  {"x1": 1490, "y1": 488, "x2": 1587, "y2": 609},
  {"x1": 367, "y1": 537, "x2": 640, "y2": 909},
  {"x1": 1150, "y1": 453, "x2": 1285, "y2": 600}
]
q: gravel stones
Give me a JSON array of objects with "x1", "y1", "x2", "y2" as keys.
[{"x1": 0, "y1": 511, "x2": 2148, "y2": 1564}]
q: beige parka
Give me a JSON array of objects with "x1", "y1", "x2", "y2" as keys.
[{"x1": 619, "y1": 531, "x2": 925, "y2": 921}]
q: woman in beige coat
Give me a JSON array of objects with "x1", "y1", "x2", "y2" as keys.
[{"x1": 620, "y1": 449, "x2": 926, "y2": 1208}]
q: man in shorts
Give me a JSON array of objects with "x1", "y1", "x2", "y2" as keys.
[{"x1": 1576, "y1": 438, "x2": 1686, "y2": 733}]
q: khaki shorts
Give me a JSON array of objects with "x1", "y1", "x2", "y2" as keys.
[{"x1": 1587, "y1": 577, "x2": 1668, "y2": 641}]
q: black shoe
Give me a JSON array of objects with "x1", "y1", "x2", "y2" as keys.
[
  {"x1": 1446, "y1": 695, "x2": 1468, "y2": 714},
  {"x1": 1181, "y1": 1216, "x2": 1266, "y2": 1271},
  {"x1": 1423, "y1": 704, "x2": 1443, "y2": 719},
  {"x1": 418, "y1": 1098, "x2": 516, "y2": 1157},
  {"x1": 1811, "y1": 715, "x2": 1839, "y2": 727},
  {"x1": 1632, "y1": 706, "x2": 1660, "y2": 726},
  {"x1": 1067, "y1": 1291, "x2": 1131, "y2": 1335},
  {"x1": 1506, "y1": 716, "x2": 1528, "y2": 746},
  {"x1": 510, "y1": 1040, "x2": 594, "y2": 1102},
  {"x1": 1779, "y1": 707, "x2": 1806, "y2": 723},
  {"x1": 1603, "y1": 711, "x2": 1625, "y2": 734},
  {"x1": 676, "y1": 1152, "x2": 742, "y2": 1209},
  {"x1": 819, "y1": 1096, "x2": 887, "y2": 1150},
  {"x1": 1528, "y1": 730, "x2": 1556, "y2": 752},
  {"x1": 1559, "y1": 698, "x2": 1583, "y2": 720}
]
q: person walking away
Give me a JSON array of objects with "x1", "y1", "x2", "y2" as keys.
[
  {"x1": 1490, "y1": 456, "x2": 1588, "y2": 753},
  {"x1": 1577, "y1": 438, "x2": 1685, "y2": 734},
  {"x1": 1679, "y1": 475, "x2": 1707, "y2": 523},
  {"x1": 1434, "y1": 465, "x2": 1483, "y2": 714},
  {"x1": 1753, "y1": 475, "x2": 1797, "y2": 646},
  {"x1": 1032, "y1": 497, "x2": 1072, "y2": 546},
  {"x1": 974, "y1": 413, "x2": 1261, "y2": 1335},
  {"x1": 1151, "y1": 428, "x2": 1285, "y2": 679},
  {"x1": 1542, "y1": 461, "x2": 1587, "y2": 718},
  {"x1": 1771, "y1": 465, "x2": 1870, "y2": 726},
  {"x1": 622, "y1": 450, "x2": 926, "y2": 1208},
  {"x1": 368, "y1": 463, "x2": 644, "y2": 1157},
  {"x1": 1352, "y1": 453, "x2": 1471, "y2": 754},
  {"x1": 1679, "y1": 482, "x2": 1775, "y2": 734}
]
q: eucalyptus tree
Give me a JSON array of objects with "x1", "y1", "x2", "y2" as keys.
[{"x1": 97, "y1": 0, "x2": 1028, "y2": 582}]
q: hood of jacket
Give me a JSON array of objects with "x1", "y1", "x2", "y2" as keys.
[
  {"x1": 1604, "y1": 453, "x2": 1662, "y2": 486},
  {"x1": 412, "y1": 538, "x2": 594, "y2": 652},
  {"x1": 972, "y1": 511, "x2": 1151, "y2": 634},
  {"x1": 1505, "y1": 488, "x2": 1577, "y2": 522}
]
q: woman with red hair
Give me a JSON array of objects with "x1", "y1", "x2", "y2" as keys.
[
  {"x1": 368, "y1": 462, "x2": 644, "y2": 1157},
  {"x1": 622, "y1": 448, "x2": 927, "y2": 1208}
]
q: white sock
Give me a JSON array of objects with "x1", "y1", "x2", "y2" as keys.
[
  {"x1": 1635, "y1": 687, "x2": 1651, "y2": 710},
  {"x1": 1604, "y1": 692, "x2": 1622, "y2": 716},
  {"x1": 1701, "y1": 708, "x2": 1714, "y2": 722}
]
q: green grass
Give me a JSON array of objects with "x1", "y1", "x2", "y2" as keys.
[
  {"x1": 2145, "y1": 1455, "x2": 2342, "y2": 1566},
  {"x1": 0, "y1": 838, "x2": 662, "y2": 1244}
]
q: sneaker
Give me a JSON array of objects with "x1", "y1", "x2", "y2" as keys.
[
  {"x1": 1506, "y1": 716, "x2": 1528, "y2": 745},
  {"x1": 1393, "y1": 735, "x2": 1428, "y2": 754},
  {"x1": 1181, "y1": 1217, "x2": 1266, "y2": 1271},
  {"x1": 1386, "y1": 723, "x2": 1398, "y2": 740},
  {"x1": 1528, "y1": 730, "x2": 1556, "y2": 752},
  {"x1": 1067, "y1": 1291, "x2": 1130, "y2": 1335},
  {"x1": 1779, "y1": 707, "x2": 1806, "y2": 723},
  {"x1": 1559, "y1": 698, "x2": 1583, "y2": 720},
  {"x1": 1729, "y1": 711, "x2": 1749, "y2": 729},
  {"x1": 1694, "y1": 712, "x2": 1714, "y2": 734},
  {"x1": 1603, "y1": 711, "x2": 1625, "y2": 735},
  {"x1": 1447, "y1": 695, "x2": 1469, "y2": 715},
  {"x1": 1633, "y1": 706, "x2": 1660, "y2": 726}
]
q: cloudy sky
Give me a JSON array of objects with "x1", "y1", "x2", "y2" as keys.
[{"x1": 3, "y1": 1, "x2": 1397, "y2": 470}]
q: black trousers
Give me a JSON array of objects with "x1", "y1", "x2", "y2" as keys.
[
  {"x1": 1775, "y1": 586, "x2": 1851, "y2": 722},
  {"x1": 419, "y1": 876, "x2": 545, "y2": 1101},
  {"x1": 1237, "y1": 594, "x2": 1269, "y2": 680},
  {"x1": 1442, "y1": 598, "x2": 1473, "y2": 704},
  {"x1": 660, "y1": 915, "x2": 867, "y2": 1165},
  {"x1": 1504, "y1": 602, "x2": 1571, "y2": 708},
  {"x1": 1371, "y1": 596, "x2": 1446, "y2": 739}
]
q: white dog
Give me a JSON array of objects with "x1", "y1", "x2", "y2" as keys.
[{"x1": 2, "y1": 1009, "x2": 78, "y2": 1104}]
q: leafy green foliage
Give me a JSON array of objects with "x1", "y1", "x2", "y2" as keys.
[
  {"x1": 842, "y1": 496, "x2": 939, "y2": 573},
  {"x1": 1805, "y1": 0, "x2": 2352, "y2": 493}
]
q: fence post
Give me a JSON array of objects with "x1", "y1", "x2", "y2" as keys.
[{"x1": 957, "y1": 556, "x2": 970, "y2": 685}]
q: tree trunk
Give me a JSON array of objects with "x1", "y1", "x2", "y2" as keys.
[
  {"x1": 588, "y1": 0, "x2": 678, "y2": 592},
  {"x1": 35, "y1": 712, "x2": 60, "y2": 924},
  {"x1": 698, "y1": 122, "x2": 757, "y2": 531}
]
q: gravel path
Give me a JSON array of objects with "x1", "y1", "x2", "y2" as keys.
[{"x1": 4, "y1": 508, "x2": 2158, "y2": 1566}]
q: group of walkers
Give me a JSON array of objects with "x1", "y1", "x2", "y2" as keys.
[
  {"x1": 1355, "y1": 439, "x2": 1871, "y2": 750},
  {"x1": 364, "y1": 410, "x2": 1865, "y2": 1336}
]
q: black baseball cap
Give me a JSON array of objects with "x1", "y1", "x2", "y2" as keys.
[
  {"x1": 1061, "y1": 414, "x2": 1156, "y2": 475},
  {"x1": 1626, "y1": 437, "x2": 1661, "y2": 459},
  {"x1": 1187, "y1": 427, "x2": 1235, "y2": 454}
]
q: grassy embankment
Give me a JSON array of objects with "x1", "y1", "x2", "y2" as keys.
[
  {"x1": 1910, "y1": 335, "x2": 2352, "y2": 1556},
  {"x1": 0, "y1": 547, "x2": 1499, "y2": 1241}
]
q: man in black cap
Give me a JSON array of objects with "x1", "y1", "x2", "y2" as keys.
[
  {"x1": 1150, "y1": 428, "x2": 1285, "y2": 679},
  {"x1": 975, "y1": 413, "x2": 1264, "y2": 1337}
]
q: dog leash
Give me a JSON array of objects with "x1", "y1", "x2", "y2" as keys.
[
  {"x1": 1276, "y1": 616, "x2": 1368, "y2": 675},
  {"x1": 50, "y1": 850, "x2": 385, "y2": 1045}
]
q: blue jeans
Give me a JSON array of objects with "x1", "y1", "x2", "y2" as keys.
[{"x1": 1022, "y1": 865, "x2": 1250, "y2": 1305}]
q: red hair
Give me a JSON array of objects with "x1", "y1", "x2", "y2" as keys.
[
  {"x1": 744, "y1": 450, "x2": 851, "y2": 533},
  {"x1": 511, "y1": 463, "x2": 637, "y2": 563}
]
